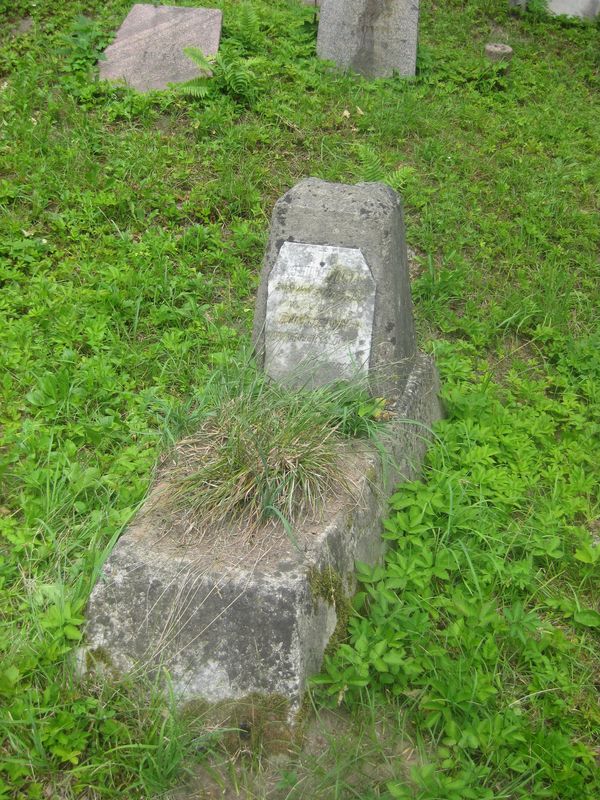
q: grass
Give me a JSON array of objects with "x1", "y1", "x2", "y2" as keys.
[
  {"x1": 160, "y1": 358, "x2": 383, "y2": 535},
  {"x1": 0, "y1": 0, "x2": 598, "y2": 797}
]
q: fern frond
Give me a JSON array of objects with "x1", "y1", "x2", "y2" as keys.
[
  {"x1": 177, "y1": 47, "x2": 215, "y2": 101},
  {"x1": 355, "y1": 144, "x2": 385, "y2": 183},
  {"x1": 385, "y1": 165, "x2": 416, "y2": 192},
  {"x1": 226, "y1": 4, "x2": 262, "y2": 52},
  {"x1": 215, "y1": 53, "x2": 256, "y2": 103},
  {"x1": 182, "y1": 46, "x2": 214, "y2": 74},
  {"x1": 177, "y1": 80, "x2": 211, "y2": 99}
]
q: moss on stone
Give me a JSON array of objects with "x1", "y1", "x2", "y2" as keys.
[
  {"x1": 85, "y1": 646, "x2": 116, "y2": 674},
  {"x1": 308, "y1": 565, "x2": 352, "y2": 658}
]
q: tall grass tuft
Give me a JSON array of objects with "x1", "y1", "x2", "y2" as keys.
[{"x1": 162, "y1": 358, "x2": 385, "y2": 533}]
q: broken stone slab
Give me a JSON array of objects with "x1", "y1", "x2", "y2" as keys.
[
  {"x1": 80, "y1": 354, "x2": 441, "y2": 717},
  {"x1": 99, "y1": 4, "x2": 222, "y2": 92},
  {"x1": 253, "y1": 178, "x2": 417, "y2": 397},
  {"x1": 317, "y1": 0, "x2": 419, "y2": 78}
]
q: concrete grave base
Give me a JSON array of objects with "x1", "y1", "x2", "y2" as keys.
[{"x1": 80, "y1": 354, "x2": 441, "y2": 718}]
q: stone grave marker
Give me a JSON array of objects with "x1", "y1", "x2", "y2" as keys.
[
  {"x1": 254, "y1": 178, "x2": 417, "y2": 397},
  {"x1": 547, "y1": 0, "x2": 599, "y2": 17},
  {"x1": 317, "y1": 0, "x2": 419, "y2": 78},
  {"x1": 99, "y1": 4, "x2": 222, "y2": 93},
  {"x1": 81, "y1": 179, "x2": 441, "y2": 722},
  {"x1": 512, "y1": 0, "x2": 600, "y2": 14}
]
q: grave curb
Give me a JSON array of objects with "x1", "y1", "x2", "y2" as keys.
[{"x1": 80, "y1": 353, "x2": 442, "y2": 717}]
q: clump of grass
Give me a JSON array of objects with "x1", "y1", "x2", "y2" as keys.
[{"x1": 162, "y1": 360, "x2": 384, "y2": 533}]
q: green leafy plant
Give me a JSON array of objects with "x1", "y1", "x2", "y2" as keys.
[
  {"x1": 313, "y1": 336, "x2": 600, "y2": 799},
  {"x1": 222, "y1": 2, "x2": 265, "y2": 53},
  {"x1": 57, "y1": 14, "x2": 109, "y2": 80},
  {"x1": 353, "y1": 143, "x2": 417, "y2": 193}
]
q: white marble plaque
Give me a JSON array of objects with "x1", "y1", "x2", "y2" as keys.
[{"x1": 264, "y1": 243, "x2": 376, "y2": 387}]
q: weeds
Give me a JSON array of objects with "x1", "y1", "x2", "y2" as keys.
[{"x1": 313, "y1": 335, "x2": 600, "y2": 799}]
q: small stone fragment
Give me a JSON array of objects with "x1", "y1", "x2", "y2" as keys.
[{"x1": 484, "y1": 43, "x2": 514, "y2": 64}]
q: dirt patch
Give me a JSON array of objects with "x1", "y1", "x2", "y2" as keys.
[
  {"x1": 140, "y1": 440, "x2": 376, "y2": 571},
  {"x1": 13, "y1": 17, "x2": 34, "y2": 36},
  {"x1": 168, "y1": 705, "x2": 418, "y2": 799},
  {"x1": 487, "y1": 335, "x2": 547, "y2": 386}
]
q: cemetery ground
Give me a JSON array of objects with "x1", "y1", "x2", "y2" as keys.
[{"x1": 0, "y1": 0, "x2": 599, "y2": 797}]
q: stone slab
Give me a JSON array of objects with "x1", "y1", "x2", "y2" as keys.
[
  {"x1": 317, "y1": 0, "x2": 419, "y2": 79},
  {"x1": 80, "y1": 354, "x2": 442, "y2": 716},
  {"x1": 264, "y1": 243, "x2": 376, "y2": 387},
  {"x1": 253, "y1": 178, "x2": 417, "y2": 398},
  {"x1": 547, "y1": 0, "x2": 599, "y2": 17},
  {"x1": 99, "y1": 4, "x2": 222, "y2": 92}
]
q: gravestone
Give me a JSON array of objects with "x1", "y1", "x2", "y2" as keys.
[
  {"x1": 254, "y1": 178, "x2": 417, "y2": 397},
  {"x1": 547, "y1": 0, "x2": 599, "y2": 17},
  {"x1": 81, "y1": 180, "x2": 441, "y2": 722},
  {"x1": 99, "y1": 4, "x2": 222, "y2": 92},
  {"x1": 316, "y1": 0, "x2": 419, "y2": 78},
  {"x1": 509, "y1": 0, "x2": 599, "y2": 15}
]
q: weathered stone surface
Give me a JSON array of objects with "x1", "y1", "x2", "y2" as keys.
[
  {"x1": 264, "y1": 243, "x2": 376, "y2": 387},
  {"x1": 99, "y1": 4, "x2": 222, "y2": 92},
  {"x1": 317, "y1": 0, "x2": 419, "y2": 78},
  {"x1": 548, "y1": 0, "x2": 599, "y2": 17},
  {"x1": 81, "y1": 355, "x2": 442, "y2": 715},
  {"x1": 484, "y1": 43, "x2": 513, "y2": 64},
  {"x1": 253, "y1": 178, "x2": 417, "y2": 397}
]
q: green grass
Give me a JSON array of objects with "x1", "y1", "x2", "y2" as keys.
[{"x1": 0, "y1": 0, "x2": 599, "y2": 797}]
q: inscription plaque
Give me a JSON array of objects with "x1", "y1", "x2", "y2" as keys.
[{"x1": 264, "y1": 242, "x2": 376, "y2": 387}]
